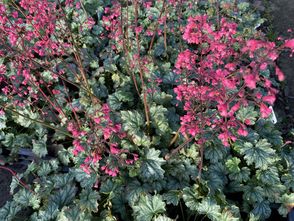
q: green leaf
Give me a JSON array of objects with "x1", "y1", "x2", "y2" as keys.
[
  {"x1": 262, "y1": 184, "x2": 286, "y2": 202},
  {"x1": 236, "y1": 106, "x2": 258, "y2": 125},
  {"x1": 121, "y1": 110, "x2": 144, "y2": 134},
  {"x1": 108, "y1": 90, "x2": 133, "y2": 110},
  {"x1": 153, "y1": 215, "x2": 175, "y2": 221},
  {"x1": 217, "y1": 209, "x2": 240, "y2": 221},
  {"x1": 60, "y1": 206, "x2": 91, "y2": 221},
  {"x1": 100, "y1": 179, "x2": 117, "y2": 197},
  {"x1": 51, "y1": 173, "x2": 74, "y2": 189},
  {"x1": 182, "y1": 185, "x2": 200, "y2": 211},
  {"x1": 248, "y1": 213, "x2": 260, "y2": 221},
  {"x1": 149, "y1": 91, "x2": 173, "y2": 106},
  {"x1": 239, "y1": 140, "x2": 276, "y2": 169},
  {"x1": 121, "y1": 110, "x2": 150, "y2": 147},
  {"x1": 132, "y1": 195, "x2": 166, "y2": 221},
  {"x1": 281, "y1": 173, "x2": 294, "y2": 191},
  {"x1": 0, "y1": 201, "x2": 22, "y2": 221},
  {"x1": 255, "y1": 120, "x2": 283, "y2": 147},
  {"x1": 205, "y1": 142, "x2": 228, "y2": 163},
  {"x1": 12, "y1": 107, "x2": 39, "y2": 128},
  {"x1": 125, "y1": 180, "x2": 146, "y2": 206},
  {"x1": 112, "y1": 192, "x2": 129, "y2": 221},
  {"x1": 32, "y1": 139, "x2": 48, "y2": 158},
  {"x1": 243, "y1": 185, "x2": 264, "y2": 203},
  {"x1": 252, "y1": 201, "x2": 271, "y2": 220},
  {"x1": 79, "y1": 188, "x2": 100, "y2": 212},
  {"x1": 73, "y1": 169, "x2": 97, "y2": 188},
  {"x1": 196, "y1": 198, "x2": 221, "y2": 220},
  {"x1": 154, "y1": 38, "x2": 166, "y2": 57},
  {"x1": 256, "y1": 166, "x2": 280, "y2": 185},
  {"x1": 162, "y1": 72, "x2": 179, "y2": 85},
  {"x1": 13, "y1": 189, "x2": 34, "y2": 207},
  {"x1": 36, "y1": 203, "x2": 59, "y2": 221},
  {"x1": 0, "y1": 112, "x2": 6, "y2": 130},
  {"x1": 140, "y1": 148, "x2": 165, "y2": 180},
  {"x1": 41, "y1": 70, "x2": 58, "y2": 82},
  {"x1": 206, "y1": 163, "x2": 227, "y2": 192},
  {"x1": 163, "y1": 190, "x2": 180, "y2": 206},
  {"x1": 150, "y1": 105, "x2": 171, "y2": 136},
  {"x1": 146, "y1": 7, "x2": 160, "y2": 19},
  {"x1": 30, "y1": 194, "x2": 41, "y2": 209},
  {"x1": 37, "y1": 162, "x2": 53, "y2": 176},
  {"x1": 133, "y1": 134, "x2": 152, "y2": 148},
  {"x1": 229, "y1": 167, "x2": 250, "y2": 182},
  {"x1": 225, "y1": 157, "x2": 241, "y2": 173},
  {"x1": 50, "y1": 184, "x2": 77, "y2": 209},
  {"x1": 58, "y1": 149, "x2": 71, "y2": 165},
  {"x1": 10, "y1": 174, "x2": 24, "y2": 194},
  {"x1": 278, "y1": 193, "x2": 294, "y2": 217},
  {"x1": 108, "y1": 93, "x2": 122, "y2": 110},
  {"x1": 2, "y1": 133, "x2": 14, "y2": 148}
]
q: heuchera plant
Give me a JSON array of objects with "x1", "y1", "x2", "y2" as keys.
[
  {"x1": 0, "y1": 0, "x2": 138, "y2": 176},
  {"x1": 174, "y1": 15, "x2": 283, "y2": 147},
  {"x1": 0, "y1": 0, "x2": 294, "y2": 220}
]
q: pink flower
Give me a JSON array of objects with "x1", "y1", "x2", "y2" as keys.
[
  {"x1": 225, "y1": 63, "x2": 236, "y2": 71},
  {"x1": 237, "y1": 128, "x2": 248, "y2": 136},
  {"x1": 223, "y1": 78, "x2": 236, "y2": 90},
  {"x1": 188, "y1": 126, "x2": 199, "y2": 136},
  {"x1": 94, "y1": 117, "x2": 101, "y2": 124},
  {"x1": 103, "y1": 127, "x2": 112, "y2": 140},
  {"x1": 260, "y1": 63, "x2": 267, "y2": 70},
  {"x1": 217, "y1": 103, "x2": 228, "y2": 117},
  {"x1": 52, "y1": 89, "x2": 60, "y2": 95},
  {"x1": 218, "y1": 132, "x2": 230, "y2": 147},
  {"x1": 0, "y1": 64, "x2": 5, "y2": 75},
  {"x1": 133, "y1": 153, "x2": 139, "y2": 161},
  {"x1": 101, "y1": 165, "x2": 119, "y2": 177},
  {"x1": 260, "y1": 103, "x2": 272, "y2": 118},
  {"x1": 228, "y1": 102, "x2": 240, "y2": 116},
  {"x1": 75, "y1": 2, "x2": 81, "y2": 9},
  {"x1": 243, "y1": 74, "x2": 257, "y2": 89},
  {"x1": 110, "y1": 144, "x2": 120, "y2": 155},
  {"x1": 135, "y1": 26, "x2": 143, "y2": 34},
  {"x1": 245, "y1": 40, "x2": 263, "y2": 51},
  {"x1": 284, "y1": 39, "x2": 294, "y2": 51},
  {"x1": 175, "y1": 49, "x2": 196, "y2": 71},
  {"x1": 92, "y1": 154, "x2": 102, "y2": 163},
  {"x1": 244, "y1": 119, "x2": 253, "y2": 125},
  {"x1": 72, "y1": 140, "x2": 84, "y2": 156},
  {"x1": 80, "y1": 164, "x2": 91, "y2": 175},
  {"x1": 275, "y1": 66, "x2": 285, "y2": 81},
  {"x1": 262, "y1": 95, "x2": 276, "y2": 105},
  {"x1": 8, "y1": 34, "x2": 18, "y2": 46}
]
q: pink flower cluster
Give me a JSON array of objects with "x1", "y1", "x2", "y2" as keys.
[
  {"x1": 102, "y1": 2, "x2": 123, "y2": 48},
  {"x1": 67, "y1": 104, "x2": 137, "y2": 175},
  {"x1": 175, "y1": 15, "x2": 287, "y2": 146},
  {"x1": 0, "y1": 0, "x2": 66, "y2": 107}
]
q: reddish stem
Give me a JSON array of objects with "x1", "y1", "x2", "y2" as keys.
[{"x1": 0, "y1": 166, "x2": 34, "y2": 194}]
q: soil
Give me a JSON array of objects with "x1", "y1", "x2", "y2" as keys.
[
  {"x1": 0, "y1": 163, "x2": 27, "y2": 208},
  {"x1": 0, "y1": 169, "x2": 12, "y2": 208}
]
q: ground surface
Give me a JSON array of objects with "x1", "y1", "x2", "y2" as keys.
[{"x1": 0, "y1": 170, "x2": 12, "y2": 207}]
